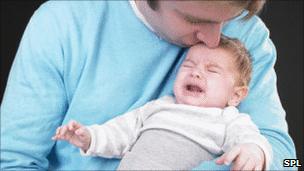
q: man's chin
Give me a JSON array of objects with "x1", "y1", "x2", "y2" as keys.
[
  {"x1": 159, "y1": 35, "x2": 195, "y2": 47},
  {"x1": 166, "y1": 39, "x2": 194, "y2": 47},
  {"x1": 175, "y1": 42, "x2": 194, "y2": 47},
  {"x1": 166, "y1": 40, "x2": 188, "y2": 47},
  {"x1": 178, "y1": 38, "x2": 202, "y2": 47}
]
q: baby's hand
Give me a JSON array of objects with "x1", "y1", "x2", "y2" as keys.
[
  {"x1": 216, "y1": 143, "x2": 265, "y2": 171},
  {"x1": 52, "y1": 120, "x2": 91, "y2": 152}
]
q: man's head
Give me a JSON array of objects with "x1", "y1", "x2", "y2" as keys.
[
  {"x1": 136, "y1": 0, "x2": 265, "y2": 47},
  {"x1": 173, "y1": 36, "x2": 252, "y2": 108}
]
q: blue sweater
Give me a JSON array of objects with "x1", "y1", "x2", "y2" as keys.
[{"x1": 1, "y1": 1, "x2": 296, "y2": 170}]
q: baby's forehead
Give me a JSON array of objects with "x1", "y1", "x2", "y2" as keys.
[
  {"x1": 186, "y1": 46, "x2": 230, "y2": 63},
  {"x1": 185, "y1": 46, "x2": 238, "y2": 69}
]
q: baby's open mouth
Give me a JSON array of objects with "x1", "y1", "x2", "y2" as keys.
[{"x1": 186, "y1": 84, "x2": 203, "y2": 93}]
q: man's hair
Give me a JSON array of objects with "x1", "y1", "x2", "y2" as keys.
[
  {"x1": 147, "y1": 0, "x2": 266, "y2": 20},
  {"x1": 218, "y1": 36, "x2": 252, "y2": 87}
]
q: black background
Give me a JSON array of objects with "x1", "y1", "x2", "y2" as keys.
[{"x1": 1, "y1": 0, "x2": 303, "y2": 166}]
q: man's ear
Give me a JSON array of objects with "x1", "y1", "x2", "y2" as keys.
[{"x1": 227, "y1": 86, "x2": 249, "y2": 106}]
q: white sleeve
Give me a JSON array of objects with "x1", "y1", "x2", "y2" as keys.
[
  {"x1": 222, "y1": 114, "x2": 273, "y2": 170},
  {"x1": 79, "y1": 104, "x2": 150, "y2": 158}
]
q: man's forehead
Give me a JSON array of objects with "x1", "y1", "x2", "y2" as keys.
[
  {"x1": 174, "y1": 9, "x2": 242, "y2": 24},
  {"x1": 169, "y1": 1, "x2": 244, "y2": 23}
]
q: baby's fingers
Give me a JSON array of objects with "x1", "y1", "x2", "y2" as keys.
[
  {"x1": 216, "y1": 155, "x2": 226, "y2": 165},
  {"x1": 241, "y1": 158, "x2": 256, "y2": 171},
  {"x1": 216, "y1": 146, "x2": 241, "y2": 166},
  {"x1": 59, "y1": 125, "x2": 69, "y2": 137},
  {"x1": 68, "y1": 120, "x2": 83, "y2": 131},
  {"x1": 254, "y1": 164, "x2": 263, "y2": 171},
  {"x1": 52, "y1": 127, "x2": 61, "y2": 140},
  {"x1": 75, "y1": 127, "x2": 88, "y2": 137},
  {"x1": 57, "y1": 125, "x2": 73, "y2": 140},
  {"x1": 56, "y1": 126, "x2": 61, "y2": 135}
]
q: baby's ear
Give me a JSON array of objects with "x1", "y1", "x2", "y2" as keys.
[{"x1": 227, "y1": 86, "x2": 249, "y2": 106}]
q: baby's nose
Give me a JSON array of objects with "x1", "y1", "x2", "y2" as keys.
[
  {"x1": 191, "y1": 70, "x2": 202, "y2": 79},
  {"x1": 194, "y1": 73, "x2": 200, "y2": 79}
]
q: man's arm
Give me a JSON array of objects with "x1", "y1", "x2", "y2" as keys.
[
  {"x1": 194, "y1": 14, "x2": 296, "y2": 170},
  {"x1": 1, "y1": 3, "x2": 67, "y2": 169},
  {"x1": 238, "y1": 16, "x2": 296, "y2": 170}
]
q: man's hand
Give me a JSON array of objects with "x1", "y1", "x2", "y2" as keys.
[
  {"x1": 216, "y1": 143, "x2": 265, "y2": 171},
  {"x1": 52, "y1": 120, "x2": 91, "y2": 152}
]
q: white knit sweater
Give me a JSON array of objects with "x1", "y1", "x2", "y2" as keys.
[{"x1": 81, "y1": 96, "x2": 272, "y2": 169}]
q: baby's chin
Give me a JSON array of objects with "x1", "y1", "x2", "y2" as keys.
[
  {"x1": 175, "y1": 94, "x2": 228, "y2": 108},
  {"x1": 175, "y1": 96, "x2": 204, "y2": 107}
]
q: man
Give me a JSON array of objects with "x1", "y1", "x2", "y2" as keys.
[{"x1": 1, "y1": 0, "x2": 296, "y2": 170}]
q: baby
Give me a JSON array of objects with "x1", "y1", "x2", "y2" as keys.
[{"x1": 52, "y1": 36, "x2": 272, "y2": 170}]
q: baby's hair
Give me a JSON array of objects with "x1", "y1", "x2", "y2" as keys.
[{"x1": 218, "y1": 36, "x2": 252, "y2": 87}]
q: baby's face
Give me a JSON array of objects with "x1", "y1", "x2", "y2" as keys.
[{"x1": 174, "y1": 44, "x2": 238, "y2": 108}]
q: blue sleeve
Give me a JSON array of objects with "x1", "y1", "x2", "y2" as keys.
[
  {"x1": 239, "y1": 27, "x2": 296, "y2": 170},
  {"x1": 1, "y1": 3, "x2": 68, "y2": 170},
  {"x1": 194, "y1": 15, "x2": 296, "y2": 170}
]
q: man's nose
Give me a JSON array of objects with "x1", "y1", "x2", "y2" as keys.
[{"x1": 196, "y1": 22, "x2": 223, "y2": 48}]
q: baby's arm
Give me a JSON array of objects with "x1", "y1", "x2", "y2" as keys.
[
  {"x1": 52, "y1": 120, "x2": 91, "y2": 152},
  {"x1": 52, "y1": 109, "x2": 143, "y2": 158},
  {"x1": 220, "y1": 112, "x2": 272, "y2": 170},
  {"x1": 216, "y1": 143, "x2": 265, "y2": 170},
  {"x1": 52, "y1": 100, "x2": 157, "y2": 158}
]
